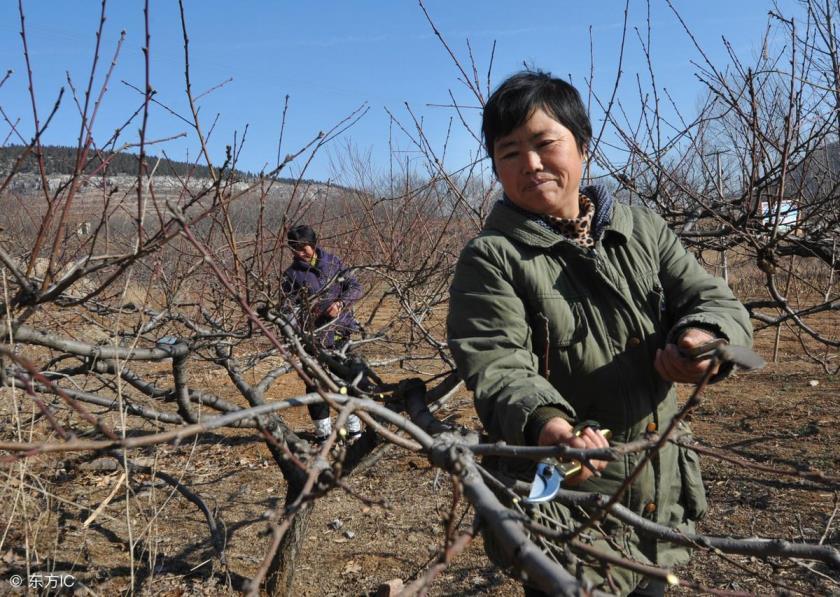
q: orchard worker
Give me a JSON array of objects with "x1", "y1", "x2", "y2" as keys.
[
  {"x1": 282, "y1": 224, "x2": 364, "y2": 443},
  {"x1": 446, "y1": 70, "x2": 752, "y2": 596}
]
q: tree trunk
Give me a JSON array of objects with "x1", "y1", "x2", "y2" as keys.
[
  {"x1": 265, "y1": 493, "x2": 313, "y2": 596},
  {"x1": 260, "y1": 419, "x2": 314, "y2": 596}
]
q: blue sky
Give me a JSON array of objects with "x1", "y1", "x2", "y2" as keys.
[{"x1": 0, "y1": 1, "x2": 794, "y2": 184}]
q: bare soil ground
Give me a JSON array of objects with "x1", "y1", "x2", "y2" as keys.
[{"x1": 0, "y1": 324, "x2": 838, "y2": 596}]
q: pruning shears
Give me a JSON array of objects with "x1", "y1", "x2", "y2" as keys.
[{"x1": 525, "y1": 424, "x2": 612, "y2": 504}]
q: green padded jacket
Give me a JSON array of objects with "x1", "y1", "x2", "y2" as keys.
[{"x1": 447, "y1": 186, "x2": 752, "y2": 594}]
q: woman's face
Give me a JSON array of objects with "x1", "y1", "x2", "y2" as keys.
[
  {"x1": 492, "y1": 107, "x2": 585, "y2": 219},
  {"x1": 292, "y1": 244, "x2": 316, "y2": 261}
]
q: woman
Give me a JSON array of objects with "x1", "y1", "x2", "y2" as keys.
[
  {"x1": 446, "y1": 71, "x2": 752, "y2": 595},
  {"x1": 282, "y1": 224, "x2": 363, "y2": 442}
]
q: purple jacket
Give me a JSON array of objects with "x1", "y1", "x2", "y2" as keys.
[{"x1": 281, "y1": 247, "x2": 362, "y2": 346}]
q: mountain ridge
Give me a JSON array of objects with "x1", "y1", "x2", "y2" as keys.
[{"x1": 0, "y1": 144, "x2": 325, "y2": 186}]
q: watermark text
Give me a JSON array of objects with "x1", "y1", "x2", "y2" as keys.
[{"x1": 8, "y1": 573, "x2": 76, "y2": 589}]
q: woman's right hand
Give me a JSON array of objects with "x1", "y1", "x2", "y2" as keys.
[{"x1": 537, "y1": 417, "x2": 609, "y2": 486}]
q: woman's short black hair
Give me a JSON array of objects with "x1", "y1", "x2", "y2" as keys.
[
  {"x1": 482, "y1": 70, "x2": 592, "y2": 165},
  {"x1": 287, "y1": 224, "x2": 317, "y2": 249}
]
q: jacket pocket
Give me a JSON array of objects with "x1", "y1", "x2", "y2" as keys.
[
  {"x1": 540, "y1": 297, "x2": 588, "y2": 347},
  {"x1": 678, "y1": 443, "x2": 708, "y2": 521}
]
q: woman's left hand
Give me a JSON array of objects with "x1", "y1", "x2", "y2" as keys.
[{"x1": 654, "y1": 328, "x2": 720, "y2": 383}]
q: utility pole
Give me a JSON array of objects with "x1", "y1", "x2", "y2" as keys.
[{"x1": 710, "y1": 150, "x2": 730, "y2": 284}]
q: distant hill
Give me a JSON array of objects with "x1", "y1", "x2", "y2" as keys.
[{"x1": 0, "y1": 144, "x2": 308, "y2": 185}]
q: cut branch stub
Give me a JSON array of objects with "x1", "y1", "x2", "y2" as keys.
[
  {"x1": 716, "y1": 344, "x2": 766, "y2": 371},
  {"x1": 682, "y1": 339, "x2": 765, "y2": 371}
]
